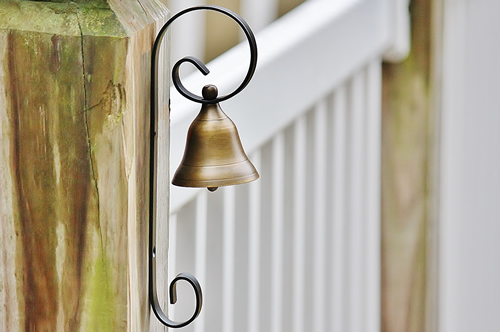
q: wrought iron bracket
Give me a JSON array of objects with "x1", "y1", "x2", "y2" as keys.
[{"x1": 149, "y1": 5, "x2": 257, "y2": 328}]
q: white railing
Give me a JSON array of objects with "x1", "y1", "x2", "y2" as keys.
[{"x1": 155, "y1": 0, "x2": 396, "y2": 331}]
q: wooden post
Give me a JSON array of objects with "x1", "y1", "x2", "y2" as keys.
[
  {"x1": 0, "y1": 1, "x2": 169, "y2": 330},
  {"x1": 381, "y1": 0, "x2": 435, "y2": 331}
]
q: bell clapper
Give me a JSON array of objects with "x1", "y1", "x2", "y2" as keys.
[{"x1": 207, "y1": 187, "x2": 218, "y2": 192}]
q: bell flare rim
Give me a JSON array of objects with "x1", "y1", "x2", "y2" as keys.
[{"x1": 171, "y1": 171, "x2": 259, "y2": 189}]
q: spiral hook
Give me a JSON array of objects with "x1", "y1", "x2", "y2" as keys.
[
  {"x1": 150, "y1": 272, "x2": 203, "y2": 328},
  {"x1": 151, "y1": 5, "x2": 258, "y2": 105}
]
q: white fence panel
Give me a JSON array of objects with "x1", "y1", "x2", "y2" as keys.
[{"x1": 163, "y1": 0, "x2": 390, "y2": 331}]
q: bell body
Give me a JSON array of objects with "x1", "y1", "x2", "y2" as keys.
[{"x1": 172, "y1": 101, "x2": 259, "y2": 188}]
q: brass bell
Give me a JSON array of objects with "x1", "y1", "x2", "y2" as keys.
[{"x1": 172, "y1": 85, "x2": 259, "y2": 191}]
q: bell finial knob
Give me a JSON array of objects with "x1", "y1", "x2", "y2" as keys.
[{"x1": 202, "y1": 85, "x2": 218, "y2": 100}]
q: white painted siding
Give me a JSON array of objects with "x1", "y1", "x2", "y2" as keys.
[{"x1": 439, "y1": 0, "x2": 500, "y2": 331}]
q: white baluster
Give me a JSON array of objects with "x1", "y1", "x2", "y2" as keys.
[
  {"x1": 248, "y1": 151, "x2": 262, "y2": 332},
  {"x1": 313, "y1": 100, "x2": 328, "y2": 332},
  {"x1": 167, "y1": 213, "x2": 178, "y2": 321},
  {"x1": 240, "y1": 0, "x2": 279, "y2": 33},
  {"x1": 271, "y1": 133, "x2": 285, "y2": 332},
  {"x1": 166, "y1": 0, "x2": 206, "y2": 66},
  {"x1": 347, "y1": 70, "x2": 367, "y2": 332},
  {"x1": 331, "y1": 85, "x2": 348, "y2": 332},
  {"x1": 293, "y1": 116, "x2": 307, "y2": 332},
  {"x1": 222, "y1": 186, "x2": 236, "y2": 332},
  {"x1": 365, "y1": 60, "x2": 382, "y2": 332},
  {"x1": 194, "y1": 191, "x2": 208, "y2": 332}
]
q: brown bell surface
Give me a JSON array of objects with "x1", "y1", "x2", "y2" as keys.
[{"x1": 172, "y1": 90, "x2": 259, "y2": 188}]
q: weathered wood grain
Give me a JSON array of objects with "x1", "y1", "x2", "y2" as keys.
[
  {"x1": 381, "y1": 0, "x2": 434, "y2": 331},
  {"x1": 0, "y1": 1, "x2": 169, "y2": 331}
]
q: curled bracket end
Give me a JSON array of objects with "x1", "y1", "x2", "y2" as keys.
[
  {"x1": 167, "y1": 5, "x2": 258, "y2": 104},
  {"x1": 151, "y1": 272, "x2": 203, "y2": 329}
]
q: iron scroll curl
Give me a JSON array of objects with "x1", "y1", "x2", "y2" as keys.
[
  {"x1": 150, "y1": 272, "x2": 203, "y2": 329},
  {"x1": 152, "y1": 5, "x2": 258, "y2": 105}
]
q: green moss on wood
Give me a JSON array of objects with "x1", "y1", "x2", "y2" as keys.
[
  {"x1": 78, "y1": 7, "x2": 127, "y2": 37},
  {"x1": 14, "y1": 0, "x2": 110, "y2": 9},
  {"x1": 0, "y1": 1, "x2": 125, "y2": 37},
  {"x1": 86, "y1": 251, "x2": 116, "y2": 332}
]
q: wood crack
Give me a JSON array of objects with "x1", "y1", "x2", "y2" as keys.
[{"x1": 77, "y1": 11, "x2": 104, "y2": 251}]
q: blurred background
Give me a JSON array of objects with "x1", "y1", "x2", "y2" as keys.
[
  {"x1": 155, "y1": 0, "x2": 500, "y2": 332},
  {"x1": 161, "y1": 0, "x2": 305, "y2": 63}
]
